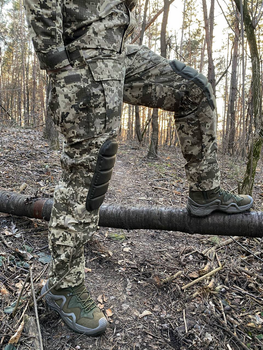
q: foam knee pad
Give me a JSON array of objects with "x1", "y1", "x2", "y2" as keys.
[
  {"x1": 170, "y1": 59, "x2": 216, "y2": 110},
  {"x1": 86, "y1": 139, "x2": 118, "y2": 211}
]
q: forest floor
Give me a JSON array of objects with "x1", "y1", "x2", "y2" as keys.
[{"x1": 0, "y1": 127, "x2": 263, "y2": 350}]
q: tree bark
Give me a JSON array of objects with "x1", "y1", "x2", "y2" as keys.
[
  {"x1": 147, "y1": 0, "x2": 170, "y2": 158},
  {"x1": 226, "y1": 11, "x2": 240, "y2": 154},
  {"x1": 202, "y1": 0, "x2": 216, "y2": 93},
  {"x1": 147, "y1": 108, "x2": 159, "y2": 158},
  {"x1": 135, "y1": 0, "x2": 149, "y2": 144},
  {"x1": 0, "y1": 190, "x2": 262, "y2": 238},
  {"x1": 234, "y1": 0, "x2": 263, "y2": 195}
]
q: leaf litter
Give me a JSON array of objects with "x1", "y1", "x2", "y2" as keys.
[{"x1": 0, "y1": 127, "x2": 263, "y2": 349}]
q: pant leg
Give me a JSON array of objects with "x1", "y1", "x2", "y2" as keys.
[
  {"x1": 123, "y1": 44, "x2": 220, "y2": 191},
  {"x1": 48, "y1": 56, "x2": 125, "y2": 288}
]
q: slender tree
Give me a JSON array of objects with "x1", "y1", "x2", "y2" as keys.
[
  {"x1": 234, "y1": 0, "x2": 263, "y2": 195},
  {"x1": 148, "y1": 0, "x2": 171, "y2": 158},
  {"x1": 226, "y1": 10, "x2": 240, "y2": 154}
]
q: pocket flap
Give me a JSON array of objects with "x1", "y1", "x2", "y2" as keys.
[{"x1": 89, "y1": 58, "x2": 124, "y2": 81}]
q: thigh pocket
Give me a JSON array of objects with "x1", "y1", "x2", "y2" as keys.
[{"x1": 88, "y1": 58, "x2": 125, "y2": 134}]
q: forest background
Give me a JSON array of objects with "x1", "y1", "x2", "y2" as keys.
[
  {"x1": 0, "y1": 0, "x2": 262, "y2": 192},
  {"x1": 0, "y1": 1, "x2": 263, "y2": 349}
]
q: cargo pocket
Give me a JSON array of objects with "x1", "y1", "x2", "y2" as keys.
[{"x1": 88, "y1": 58, "x2": 125, "y2": 134}]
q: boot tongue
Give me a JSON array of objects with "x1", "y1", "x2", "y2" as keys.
[
  {"x1": 74, "y1": 283, "x2": 89, "y2": 300},
  {"x1": 73, "y1": 283, "x2": 97, "y2": 313},
  {"x1": 207, "y1": 186, "x2": 220, "y2": 195}
]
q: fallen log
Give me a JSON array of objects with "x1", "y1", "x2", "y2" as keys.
[{"x1": 0, "y1": 190, "x2": 262, "y2": 237}]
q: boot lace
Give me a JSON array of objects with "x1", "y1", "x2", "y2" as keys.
[
  {"x1": 73, "y1": 286, "x2": 97, "y2": 312},
  {"x1": 217, "y1": 188, "x2": 241, "y2": 202}
]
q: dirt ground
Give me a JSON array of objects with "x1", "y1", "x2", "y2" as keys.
[{"x1": 0, "y1": 127, "x2": 263, "y2": 350}]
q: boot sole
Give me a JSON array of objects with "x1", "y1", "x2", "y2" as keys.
[
  {"x1": 41, "y1": 282, "x2": 108, "y2": 336},
  {"x1": 187, "y1": 196, "x2": 253, "y2": 217}
]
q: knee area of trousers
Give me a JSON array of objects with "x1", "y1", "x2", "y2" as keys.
[
  {"x1": 86, "y1": 139, "x2": 118, "y2": 212},
  {"x1": 169, "y1": 60, "x2": 216, "y2": 111}
]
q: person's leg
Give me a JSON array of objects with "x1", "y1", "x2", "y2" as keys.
[
  {"x1": 43, "y1": 54, "x2": 125, "y2": 334},
  {"x1": 123, "y1": 45, "x2": 253, "y2": 216}
]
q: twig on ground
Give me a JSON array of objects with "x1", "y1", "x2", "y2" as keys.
[
  {"x1": 151, "y1": 186, "x2": 171, "y2": 191},
  {"x1": 202, "y1": 236, "x2": 242, "y2": 255},
  {"x1": 29, "y1": 265, "x2": 44, "y2": 350},
  {"x1": 12, "y1": 271, "x2": 30, "y2": 316},
  {"x1": 219, "y1": 299, "x2": 227, "y2": 325},
  {"x1": 209, "y1": 315, "x2": 251, "y2": 350},
  {"x1": 232, "y1": 285, "x2": 263, "y2": 305},
  {"x1": 160, "y1": 271, "x2": 183, "y2": 285},
  {"x1": 33, "y1": 263, "x2": 49, "y2": 284},
  {"x1": 14, "y1": 300, "x2": 30, "y2": 329},
  {"x1": 236, "y1": 266, "x2": 263, "y2": 282},
  {"x1": 183, "y1": 309, "x2": 188, "y2": 333},
  {"x1": 230, "y1": 237, "x2": 263, "y2": 263},
  {"x1": 182, "y1": 265, "x2": 224, "y2": 290}
]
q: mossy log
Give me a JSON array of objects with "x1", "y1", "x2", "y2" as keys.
[{"x1": 0, "y1": 190, "x2": 262, "y2": 237}]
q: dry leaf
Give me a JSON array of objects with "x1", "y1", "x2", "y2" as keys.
[
  {"x1": 139, "y1": 310, "x2": 152, "y2": 319},
  {"x1": 153, "y1": 275, "x2": 161, "y2": 286},
  {"x1": 199, "y1": 262, "x2": 211, "y2": 276},
  {"x1": 14, "y1": 248, "x2": 33, "y2": 261},
  {"x1": 1, "y1": 285, "x2": 9, "y2": 296},
  {"x1": 8, "y1": 320, "x2": 25, "y2": 344},
  {"x1": 40, "y1": 279, "x2": 46, "y2": 287},
  {"x1": 247, "y1": 322, "x2": 257, "y2": 328},
  {"x1": 97, "y1": 295, "x2": 103, "y2": 304},
  {"x1": 97, "y1": 294, "x2": 107, "y2": 304},
  {"x1": 207, "y1": 278, "x2": 215, "y2": 289},
  {"x1": 174, "y1": 190, "x2": 181, "y2": 195},
  {"x1": 19, "y1": 183, "x2": 27, "y2": 193},
  {"x1": 123, "y1": 247, "x2": 131, "y2": 252},
  {"x1": 15, "y1": 281, "x2": 24, "y2": 293},
  {"x1": 106, "y1": 308, "x2": 113, "y2": 317},
  {"x1": 189, "y1": 271, "x2": 199, "y2": 279},
  {"x1": 4, "y1": 229, "x2": 13, "y2": 236}
]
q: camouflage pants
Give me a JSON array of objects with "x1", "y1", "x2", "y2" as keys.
[{"x1": 48, "y1": 45, "x2": 220, "y2": 288}]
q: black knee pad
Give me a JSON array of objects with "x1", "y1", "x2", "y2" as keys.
[
  {"x1": 86, "y1": 139, "x2": 118, "y2": 212},
  {"x1": 169, "y1": 60, "x2": 216, "y2": 110}
]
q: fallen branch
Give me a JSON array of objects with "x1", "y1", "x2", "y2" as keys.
[
  {"x1": 182, "y1": 265, "x2": 224, "y2": 290},
  {"x1": 0, "y1": 190, "x2": 263, "y2": 237},
  {"x1": 160, "y1": 270, "x2": 183, "y2": 285},
  {"x1": 202, "y1": 236, "x2": 242, "y2": 255},
  {"x1": 12, "y1": 271, "x2": 30, "y2": 317},
  {"x1": 29, "y1": 266, "x2": 44, "y2": 350}
]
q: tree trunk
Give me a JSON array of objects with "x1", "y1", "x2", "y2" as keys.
[
  {"x1": 147, "y1": 0, "x2": 170, "y2": 158},
  {"x1": 0, "y1": 190, "x2": 262, "y2": 237},
  {"x1": 134, "y1": 0, "x2": 149, "y2": 144},
  {"x1": 160, "y1": 0, "x2": 170, "y2": 58},
  {"x1": 234, "y1": 0, "x2": 262, "y2": 195},
  {"x1": 226, "y1": 12, "x2": 240, "y2": 154},
  {"x1": 131, "y1": 0, "x2": 175, "y2": 44},
  {"x1": 147, "y1": 108, "x2": 159, "y2": 158},
  {"x1": 202, "y1": 0, "x2": 216, "y2": 93}
]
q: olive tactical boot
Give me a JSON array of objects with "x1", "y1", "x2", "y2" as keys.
[
  {"x1": 41, "y1": 280, "x2": 108, "y2": 335},
  {"x1": 187, "y1": 187, "x2": 253, "y2": 217}
]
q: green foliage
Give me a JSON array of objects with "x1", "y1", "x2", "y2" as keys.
[{"x1": 108, "y1": 232, "x2": 126, "y2": 241}]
